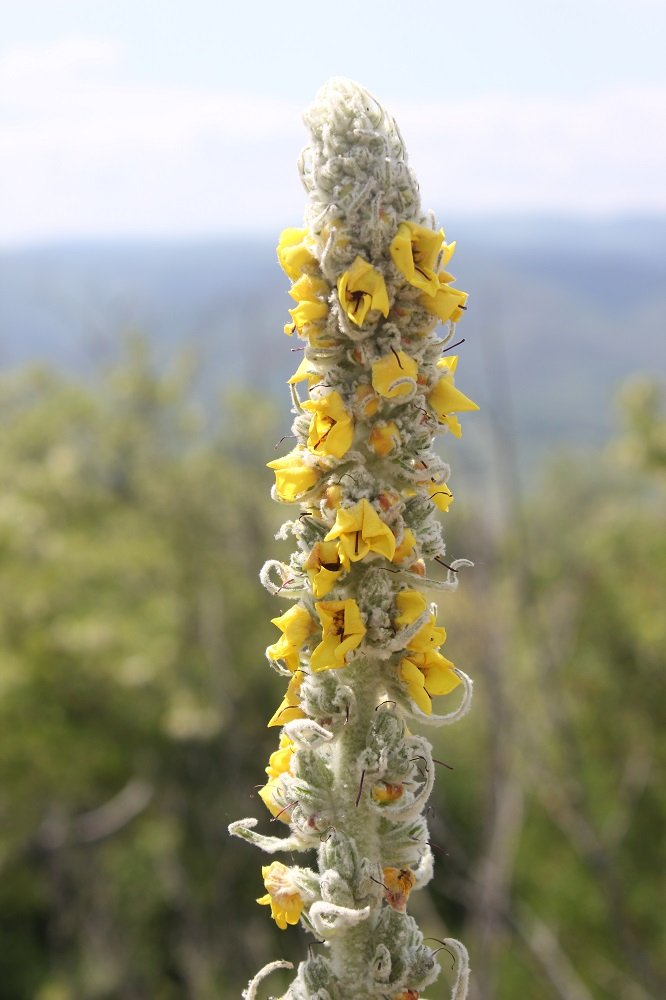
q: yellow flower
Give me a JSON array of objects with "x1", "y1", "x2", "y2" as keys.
[
  {"x1": 399, "y1": 649, "x2": 460, "y2": 715},
  {"x1": 390, "y1": 221, "x2": 444, "y2": 296},
  {"x1": 257, "y1": 862, "x2": 305, "y2": 930},
  {"x1": 394, "y1": 589, "x2": 427, "y2": 628},
  {"x1": 277, "y1": 227, "x2": 316, "y2": 280},
  {"x1": 284, "y1": 273, "x2": 329, "y2": 336},
  {"x1": 323, "y1": 483, "x2": 343, "y2": 510},
  {"x1": 392, "y1": 528, "x2": 417, "y2": 565},
  {"x1": 382, "y1": 867, "x2": 416, "y2": 912},
  {"x1": 267, "y1": 448, "x2": 320, "y2": 502},
  {"x1": 302, "y1": 391, "x2": 354, "y2": 459},
  {"x1": 337, "y1": 256, "x2": 390, "y2": 326},
  {"x1": 310, "y1": 599, "x2": 366, "y2": 672},
  {"x1": 427, "y1": 356, "x2": 479, "y2": 437},
  {"x1": 267, "y1": 670, "x2": 305, "y2": 728},
  {"x1": 371, "y1": 351, "x2": 418, "y2": 399},
  {"x1": 368, "y1": 420, "x2": 401, "y2": 457},
  {"x1": 324, "y1": 499, "x2": 396, "y2": 563},
  {"x1": 430, "y1": 483, "x2": 454, "y2": 512},
  {"x1": 304, "y1": 540, "x2": 349, "y2": 598},
  {"x1": 267, "y1": 605, "x2": 318, "y2": 672},
  {"x1": 394, "y1": 589, "x2": 447, "y2": 652},
  {"x1": 371, "y1": 781, "x2": 404, "y2": 804},
  {"x1": 354, "y1": 382, "x2": 379, "y2": 419},
  {"x1": 258, "y1": 734, "x2": 296, "y2": 820},
  {"x1": 421, "y1": 271, "x2": 468, "y2": 324},
  {"x1": 288, "y1": 357, "x2": 320, "y2": 387}
]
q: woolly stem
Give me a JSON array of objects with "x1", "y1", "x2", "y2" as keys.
[{"x1": 328, "y1": 657, "x2": 382, "y2": 992}]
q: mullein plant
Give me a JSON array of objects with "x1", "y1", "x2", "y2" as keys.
[{"x1": 229, "y1": 78, "x2": 478, "y2": 1000}]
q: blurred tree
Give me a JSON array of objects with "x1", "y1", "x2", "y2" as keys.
[
  {"x1": 0, "y1": 338, "x2": 307, "y2": 998},
  {"x1": 426, "y1": 380, "x2": 666, "y2": 1000}
]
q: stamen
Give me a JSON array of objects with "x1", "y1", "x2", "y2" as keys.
[
  {"x1": 271, "y1": 801, "x2": 297, "y2": 822},
  {"x1": 375, "y1": 700, "x2": 397, "y2": 710},
  {"x1": 355, "y1": 768, "x2": 366, "y2": 807},
  {"x1": 441, "y1": 337, "x2": 465, "y2": 353},
  {"x1": 434, "y1": 556, "x2": 458, "y2": 572},
  {"x1": 432, "y1": 758, "x2": 454, "y2": 770},
  {"x1": 390, "y1": 345, "x2": 404, "y2": 369},
  {"x1": 369, "y1": 875, "x2": 389, "y2": 891},
  {"x1": 274, "y1": 434, "x2": 298, "y2": 449}
]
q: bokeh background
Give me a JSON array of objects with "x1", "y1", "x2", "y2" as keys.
[{"x1": 1, "y1": 1, "x2": 664, "y2": 997}]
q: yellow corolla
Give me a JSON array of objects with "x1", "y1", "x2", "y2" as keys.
[
  {"x1": 382, "y1": 867, "x2": 417, "y2": 912},
  {"x1": 368, "y1": 420, "x2": 401, "y2": 457},
  {"x1": 324, "y1": 498, "x2": 396, "y2": 563},
  {"x1": 337, "y1": 256, "x2": 390, "y2": 326},
  {"x1": 418, "y1": 481, "x2": 453, "y2": 512},
  {"x1": 267, "y1": 670, "x2": 305, "y2": 728},
  {"x1": 257, "y1": 862, "x2": 305, "y2": 930},
  {"x1": 267, "y1": 605, "x2": 318, "y2": 672},
  {"x1": 302, "y1": 391, "x2": 354, "y2": 459},
  {"x1": 394, "y1": 589, "x2": 427, "y2": 628},
  {"x1": 310, "y1": 599, "x2": 366, "y2": 672},
  {"x1": 267, "y1": 447, "x2": 320, "y2": 502},
  {"x1": 304, "y1": 540, "x2": 349, "y2": 598},
  {"x1": 421, "y1": 271, "x2": 468, "y2": 324},
  {"x1": 389, "y1": 221, "x2": 444, "y2": 296},
  {"x1": 392, "y1": 528, "x2": 417, "y2": 566},
  {"x1": 258, "y1": 733, "x2": 296, "y2": 820},
  {"x1": 427, "y1": 356, "x2": 479, "y2": 437},
  {"x1": 277, "y1": 227, "x2": 317, "y2": 280},
  {"x1": 284, "y1": 273, "x2": 329, "y2": 336},
  {"x1": 399, "y1": 649, "x2": 460, "y2": 715},
  {"x1": 288, "y1": 357, "x2": 320, "y2": 387},
  {"x1": 371, "y1": 781, "x2": 403, "y2": 804},
  {"x1": 371, "y1": 351, "x2": 418, "y2": 400},
  {"x1": 394, "y1": 589, "x2": 446, "y2": 652},
  {"x1": 353, "y1": 382, "x2": 379, "y2": 419}
]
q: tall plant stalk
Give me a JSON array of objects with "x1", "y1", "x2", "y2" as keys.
[{"x1": 230, "y1": 78, "x2": 478, "y2": 1000}]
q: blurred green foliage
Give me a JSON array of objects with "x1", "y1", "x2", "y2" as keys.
[{"x1": 0, "y1": 342, "x2": 663, "y2": 999}]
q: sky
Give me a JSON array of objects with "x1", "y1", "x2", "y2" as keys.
[{"x1": 1, "y1": 0, "x2": 665, "y2": 243}]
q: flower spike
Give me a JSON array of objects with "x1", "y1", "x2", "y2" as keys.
[{"x1": 229, "y1": 77, "x2": 478, "y2": 1000}]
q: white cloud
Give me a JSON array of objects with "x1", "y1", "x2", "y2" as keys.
[
  {"x1": 1, "y1": 37, "x2": 665, "y2": 243},
  {"x1": 395, "y1": 88, "x2": 666, "y2": 214}
]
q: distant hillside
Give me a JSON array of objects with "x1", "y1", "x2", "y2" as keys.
[{"x1": 1, "y1": 216, "x2": 664, "y2": 497}]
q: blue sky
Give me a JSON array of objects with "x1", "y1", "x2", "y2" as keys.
[{"x1": 1, "y1": 0, "x2": 665, "y2": 242}]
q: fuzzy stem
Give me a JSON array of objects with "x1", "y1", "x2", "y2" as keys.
[{"x1": 329, "y1": 658, "x2": 381, "y2": 993}]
